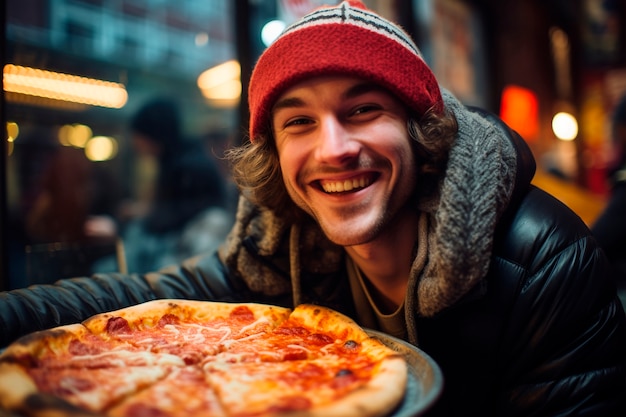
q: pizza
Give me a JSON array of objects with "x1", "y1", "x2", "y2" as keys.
[{"x1": 0, "y1": 300, "x2": 408, "y2": 417}]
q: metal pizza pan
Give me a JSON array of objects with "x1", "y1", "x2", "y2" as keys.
[{"x1": 365, "y1": 329, "x2": 443, "y2": 417}]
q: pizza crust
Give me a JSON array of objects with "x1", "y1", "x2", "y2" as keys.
[
  {"x1": 0, "y1": 362, "x2": 38, "y2": 410},
  {"x1": 0, "y1": 323, "x2": 92, "y2": 360},
  {"x1": 81, "y1": 300, "x2": 293, "y2": 337},
  {"x1": 287, "y1": 304, "x2": 371, "y2": 342}
]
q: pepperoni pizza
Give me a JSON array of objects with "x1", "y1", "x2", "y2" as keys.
[{"x1": 0, "y1": 300, "x2": 407, "y2": 417}]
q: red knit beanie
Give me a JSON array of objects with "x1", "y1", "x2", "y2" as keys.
[{"x1": 248, "y1": 0, "x2": 443, "y2": 142}]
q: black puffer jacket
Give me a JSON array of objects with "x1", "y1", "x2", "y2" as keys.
[{"x1": 1, "y1": 103, "x2": 625, "y2": 416}]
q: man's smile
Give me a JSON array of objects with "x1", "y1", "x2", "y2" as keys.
[{"x1": 318, "y1": 174, "x2": 377, "y2": 194}]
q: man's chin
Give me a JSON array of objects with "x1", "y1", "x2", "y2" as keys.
[{"x1": 319, "y1": 224, "x2": 379, "y2": 247}]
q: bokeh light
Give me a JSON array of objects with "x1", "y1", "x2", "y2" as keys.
[
  {"x1": 59, "y1": 124, "x2": 93, "y2": 148},
  {"x1": 552, "y1": 112, "x2": 578, "y2": 141},
  {"x1": 261, "y1": 20, "x2": 286, "y2": 47},
  {"x1": 85, "y1": 135, "x2": 118, "y2": 161}
]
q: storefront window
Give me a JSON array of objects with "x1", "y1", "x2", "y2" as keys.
[{"x1": 3, "y1": 0, "x2": 241, "y2": 289}]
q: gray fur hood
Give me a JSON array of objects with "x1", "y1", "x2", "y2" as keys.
[{"x1": 219, "y1": 90, "x2": 530, "y2": 327}]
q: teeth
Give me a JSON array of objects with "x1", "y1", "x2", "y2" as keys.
[{"x1": 321, "y1": 177, "x2": 370, "y2": 193}]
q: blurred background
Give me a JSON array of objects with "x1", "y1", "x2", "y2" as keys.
[{"x1": 1, "y1": 0, "x2": 625, "y2": 290}]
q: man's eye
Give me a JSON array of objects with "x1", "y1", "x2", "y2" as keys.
[
  {"x1": 284, "y1": 117, "x2": 311, "y2": 127},
  {"x1": 353, "y1": 105, "x2": 380, "y2": 116}
]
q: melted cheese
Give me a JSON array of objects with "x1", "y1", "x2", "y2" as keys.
[{"x1": 68, "y1": 350, "x2": 184, "y2": 367}]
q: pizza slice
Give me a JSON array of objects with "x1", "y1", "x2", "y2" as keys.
[
  {"x1": 204, "y1": 304, "x2": 408, "y2": 417},
  {"x1": 108, "y1": 365, "x2": 226, "y2": 417},
  {"x1": 29, "y1": 366, "x2": 168, "y2": 412},
  {"x1": 0, "y1": 323, "x2": 185, "y2": 369},
  {"x1": 204, "y1": 354, "x2": 406, "y2": 417},
  {"x1": 0, "y1": 362, "x2": 169, "y2": 414},
  {"x1": 212, "y1": 304, "x2": 396, "y2": 363},
  {"x1": 0, "y1": 320, "x2": 183, "y2": 416}
]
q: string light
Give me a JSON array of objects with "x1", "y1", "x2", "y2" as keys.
[{"x1": 3, "y1": 64, "x2": 128, "y2": 109}]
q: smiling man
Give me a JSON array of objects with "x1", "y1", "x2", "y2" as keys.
[
  {"x1": 224, "y1": 1, "x2": 626, "y2": 414},
  {"x1": 1, "y1": 1, "x2": 625, "y2": 416}
]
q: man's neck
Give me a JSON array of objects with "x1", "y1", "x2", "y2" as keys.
[{"x1": 344, "y1": 209, "x2": 420, "y2": 310}]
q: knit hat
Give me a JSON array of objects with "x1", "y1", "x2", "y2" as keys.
[{"x1": 248, "y1": 0, "x2": 443, "y2": 142}]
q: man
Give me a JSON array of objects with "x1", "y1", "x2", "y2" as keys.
[{"x1": 1, "y1": 1, "x2": 625, "y2": 415}]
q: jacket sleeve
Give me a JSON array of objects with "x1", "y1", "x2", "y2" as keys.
[
  {"x1": 0, "y1": 251, "x2": 252, "y2": 348},
  {"x1": 499, "y1": 188, "x2": 626, "y2": 416}
]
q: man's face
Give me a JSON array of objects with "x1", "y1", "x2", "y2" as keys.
[{"x1": 271, "y1": 76, "x2": 418, "y2": 246}]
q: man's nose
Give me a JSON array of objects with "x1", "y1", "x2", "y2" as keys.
[{"x1": 315, "y1": 115, "x2": 360, "y2": 164}]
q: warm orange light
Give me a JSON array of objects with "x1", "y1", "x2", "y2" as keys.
[
  {"x1": 58, "y1": 124, "x2": 93, "y2": 148},
  {"x1": 197, "y1": 60, "x2": 241, "y2": 104},
  {"x1": 85, "y1": 136, "x2": 118, "y2": 161},
  {"x1": 3, "y1": 64, "x2": 128, "y2": 108},
  {"x1": 500, "y1": 85, "x2": 539, "y2": 142},
  {"x1": 6, "y1": 122, "x2": 19, "y2": 141}
]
